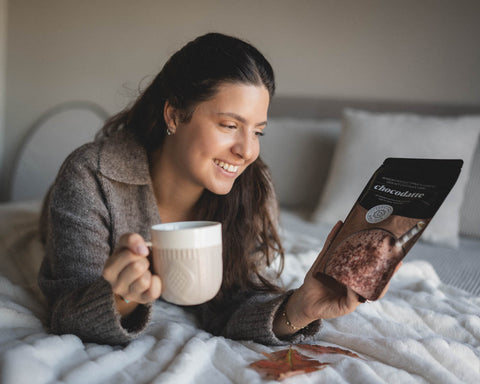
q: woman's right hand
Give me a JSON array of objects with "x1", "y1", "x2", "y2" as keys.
[{"x1": 102, "y1": 233, "x2": 162, "y2": 316}]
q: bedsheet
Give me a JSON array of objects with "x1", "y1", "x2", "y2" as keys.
[{"x1": 0, "y1": 202, "x2": 479, "y2": 383}]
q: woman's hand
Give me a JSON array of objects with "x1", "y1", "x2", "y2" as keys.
[
  {"x1": 103, "y1": 233, "x2": 162, "y2": 316},
  {"x1": 274, "y1": 221, "x2": 401, "y2": 337}
]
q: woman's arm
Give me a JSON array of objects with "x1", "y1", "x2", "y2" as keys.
[
  {"x1": 194, "y1": 289, "x2": 321, "y2": 346},
  {"x1": 38, "y1": 145, "x2": 152, "y2": 345}
]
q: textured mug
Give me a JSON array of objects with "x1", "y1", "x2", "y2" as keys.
[{"x1": 149, "y1": 221, "x2": 223, "y2": 305}]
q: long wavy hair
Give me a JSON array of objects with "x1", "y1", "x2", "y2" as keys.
[{"x1": 99, "y1": 33, "x2": 285, "y2": 301}]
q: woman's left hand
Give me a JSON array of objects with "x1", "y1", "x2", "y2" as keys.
[{"x1": 274, "y1": 221, "x2": 401, "y2": 336}]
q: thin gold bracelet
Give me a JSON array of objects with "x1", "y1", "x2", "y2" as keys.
[{"x1": 282, "y1": 309, "x2": 304, "y2": 331}]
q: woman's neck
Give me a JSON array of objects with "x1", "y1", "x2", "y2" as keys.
[{"x1": 149, "y1": 147, "x2": 203, "y2": 223}]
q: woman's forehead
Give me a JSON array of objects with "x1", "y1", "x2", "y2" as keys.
[{"x1": 196, "y1": 83, "x2": 269, "y2": 119}]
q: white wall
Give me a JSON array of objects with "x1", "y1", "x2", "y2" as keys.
[{"x1": 2, "y1": 0, "x2": 480, "y2": 201}]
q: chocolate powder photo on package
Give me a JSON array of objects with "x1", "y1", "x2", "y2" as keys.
[{"x1": 314, "y1": 158, "x2": 463, "y2": 301}]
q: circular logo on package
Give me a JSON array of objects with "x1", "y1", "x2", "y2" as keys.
[{"x1": 365, "y1": 204, "x2": 394, "y2": 224}]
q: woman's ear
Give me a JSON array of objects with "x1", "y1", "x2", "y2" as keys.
[{"x1": 163, "y1": 101, "x2": 177, "y2": 134}]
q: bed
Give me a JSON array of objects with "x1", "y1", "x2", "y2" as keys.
[{"x1": 1, "y1": 98, "x2": 479, "y2": 383}]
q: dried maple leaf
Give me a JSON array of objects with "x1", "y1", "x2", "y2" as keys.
[
  {"x1": 295, "y1": 343, "x2": 364, "y2": 359},
  {"x1": 249, "y1": 346, "x2": 329, "y2": 381}
]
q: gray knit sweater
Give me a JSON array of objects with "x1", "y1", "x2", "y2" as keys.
[{"x1": 38, "y1": 129, "x2": 321, "y2": 345}]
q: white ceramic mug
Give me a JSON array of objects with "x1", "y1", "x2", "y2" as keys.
[{"x1": 148, "y1": 221, "x2": 223, "y2": 305}]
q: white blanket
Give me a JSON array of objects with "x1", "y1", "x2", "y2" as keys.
[{"x1": 1, "y1": 202, "x2": 479, "y2": 383}]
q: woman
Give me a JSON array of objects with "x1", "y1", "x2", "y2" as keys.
[{"x1": 38, "y1": 33, "x2": 370, "y2": 346}]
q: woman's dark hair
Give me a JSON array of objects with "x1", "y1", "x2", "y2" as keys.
[{"x1": 100, "y1": 33, "x2": 284, "y2": 301}]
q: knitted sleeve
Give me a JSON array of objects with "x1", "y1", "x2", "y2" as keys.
[
  {"x1": 195, "y1": 290, "x2": 321, "y2": 345},
  {"x1": 38, "y1": 144, "x2": 151, "y2": 345}
]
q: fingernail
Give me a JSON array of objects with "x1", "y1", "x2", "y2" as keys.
[{"x1": 136, "y1": 244, "x2": 149, "y2": 255}]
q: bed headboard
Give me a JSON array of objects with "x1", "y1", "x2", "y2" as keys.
[
  {"x1": 10, "y1": 101, "x2": 109, "y2": 202},
  {"x1": 269, "y1": 96, "x2": 480, "y2": 119}
]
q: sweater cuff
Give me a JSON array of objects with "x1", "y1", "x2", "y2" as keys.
[
  {"x1": 223, "y1": 289, "x2": 321, "y2": 345},
  {"x1": 95, "y1": 278, "x2": 153, "y2": 344},
  {"x1": 52, "y1": 277, "x2": 152, "y2": 345}
]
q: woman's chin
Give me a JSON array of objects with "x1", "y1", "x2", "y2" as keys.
[{"x1": 207, "y1": 183, "x2": 234, "y2": 196}]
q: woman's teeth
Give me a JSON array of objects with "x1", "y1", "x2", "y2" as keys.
[{"x1": 215, "y1": 159, "x2": 239, "y2": 173}]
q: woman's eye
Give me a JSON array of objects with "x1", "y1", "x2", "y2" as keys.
[
  {"x1": 255, "y1": 131, "x2": 265, "y2": 137},
  {"x1": 220, "y1": 123, "x2": 237, "y2": 129}
]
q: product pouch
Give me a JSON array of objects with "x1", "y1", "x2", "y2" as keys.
[{"x1": 314, "y1": 158, "x2": 463, "y2": 301}]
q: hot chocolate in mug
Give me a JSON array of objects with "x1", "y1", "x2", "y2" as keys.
[{"x1": 146, "y1": 221, "x2": 223, "y2": 305}]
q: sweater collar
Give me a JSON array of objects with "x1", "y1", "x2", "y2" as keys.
[{"x1": 98, "y1": 130, "x2": 151, "y2": 185}]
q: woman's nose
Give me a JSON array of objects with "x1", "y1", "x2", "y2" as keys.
[{"x1": 232, "y1": 130, "x2": 258, "y2": 161}]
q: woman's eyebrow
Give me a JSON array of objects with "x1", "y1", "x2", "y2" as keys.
[{"x1": 216, "y1": 112, "x2": 267, "y2": 127}]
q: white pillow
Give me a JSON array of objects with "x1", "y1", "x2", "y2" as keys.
[
  {"x1": 459, "y1": 135, "x2": 480, "y2": 238},
  {"x1": 312, "y1": 109, "x2": 480, "y2": 247}
]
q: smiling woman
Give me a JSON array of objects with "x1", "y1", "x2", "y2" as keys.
[{"x1": 38, "y1": 32, "x2": 375, "y2": 347}]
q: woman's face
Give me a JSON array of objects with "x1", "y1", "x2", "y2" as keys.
[{"x1": 165, "y1": 83, "x2": 269, "y2": 196}]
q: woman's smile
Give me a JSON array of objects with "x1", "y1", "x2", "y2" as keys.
[{"x1": 214, "y1": 159, "x2": 240, "y2": 175}]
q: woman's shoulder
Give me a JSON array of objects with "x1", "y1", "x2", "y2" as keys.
[
  {"x1": 57, "y1": 130, "x2": 134, "y2": 176},
  {"x1": 49, "y1": 142, "x2": 102, "y2": 191},
  {"x1": 46, "y1": 140, "x2": 102, "y2": 204},
  {"x1": 40, "y1": 140, "x2": 105, "y2": 232},
  {"x1": 65, "y1": 139, "x2": 101, "y2": 165},
  {"x1": 52, "y1": 129, "x2": 149, "y2": 196}
]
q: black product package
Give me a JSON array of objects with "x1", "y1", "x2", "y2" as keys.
[{"x1": 313, "y1": 158, "x2": 463, "y2": 301}]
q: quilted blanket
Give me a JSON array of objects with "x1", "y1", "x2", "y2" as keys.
[{"x1": 0, "y1": 202, "x2": 479, "y2": 383}]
